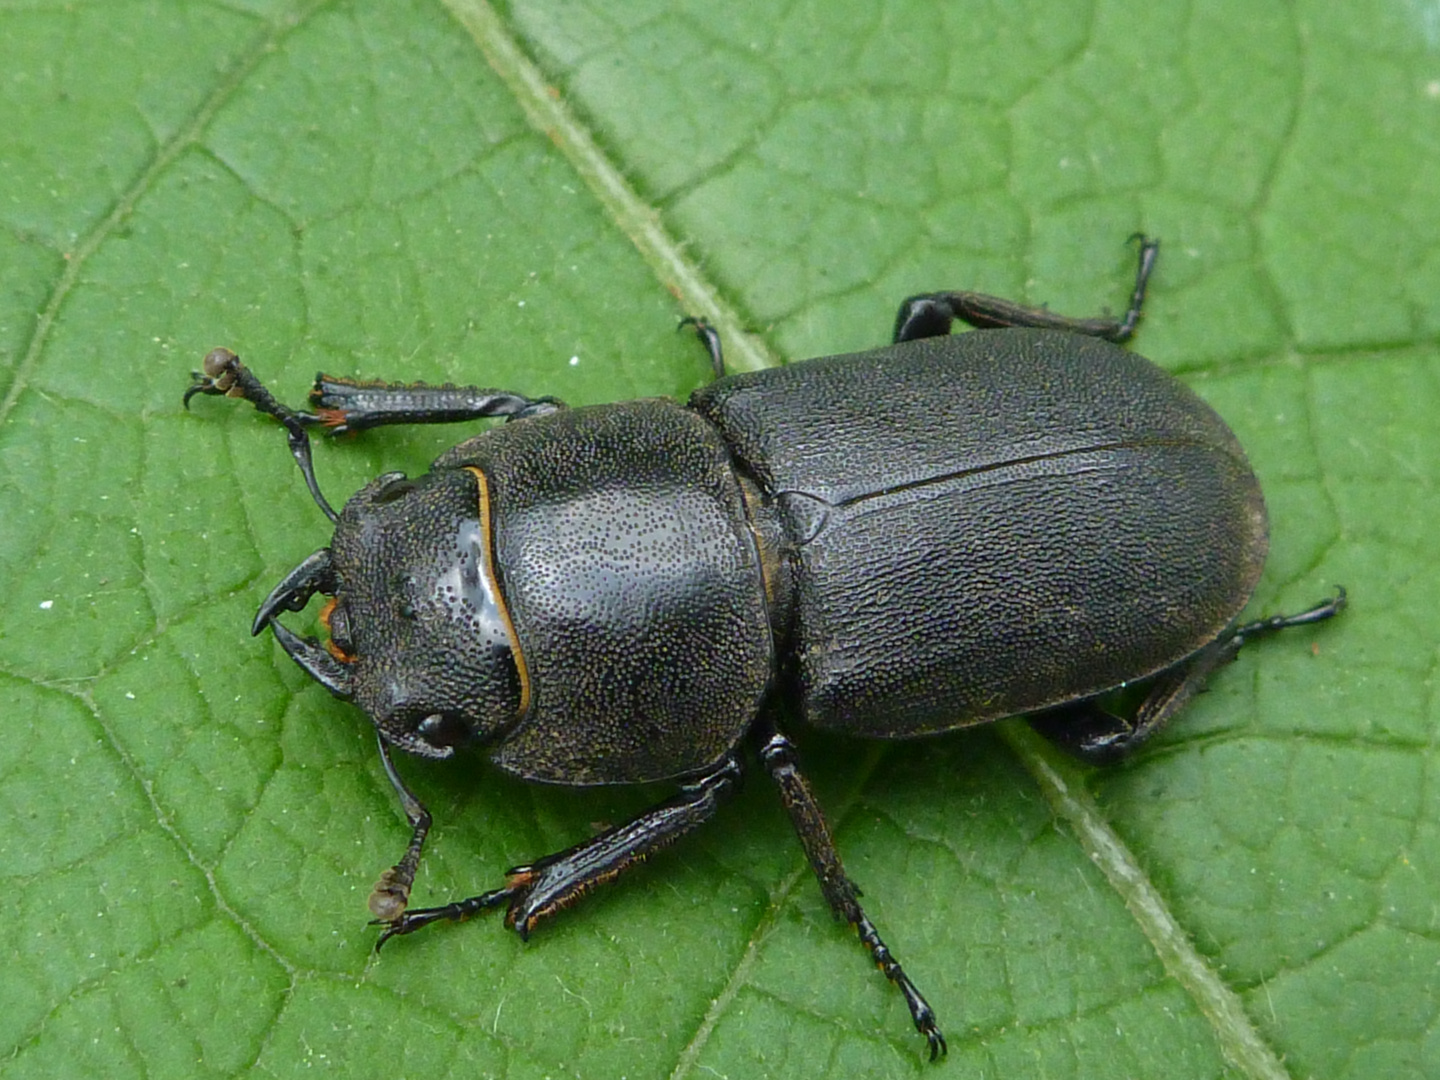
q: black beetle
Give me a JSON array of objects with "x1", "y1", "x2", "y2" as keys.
[{"x1": 185, "y1": 238, "x2": 1343, "y2": 1059}]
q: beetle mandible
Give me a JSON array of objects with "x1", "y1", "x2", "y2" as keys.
[{"x1": 184, "y1": 237, "x2": 1344, "y2": 1059}]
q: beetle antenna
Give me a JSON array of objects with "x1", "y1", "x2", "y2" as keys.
[{"x1": 186, "y1": 348, "x2": 339, "y2": 523}]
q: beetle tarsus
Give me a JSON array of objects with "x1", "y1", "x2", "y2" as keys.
[
  {"x1": 857, "y1": 913, "x2": 948, "y2": 1059},
  {"x1": 367, "y1": 866, "x2": 414, "y2": 924},
  {"x1": 184, "y1": 348, "x2": 339, "y2": 522},
  {"x1": 679, "y1": 316, "x2": 725, "y2": 379},
  {"x1": 1229, "y1": 586, "x2": 1347, "y2": 642},
  {"x1": 373, "y1": 887, "x2": 516, "y2": 950},
  {"x1": 1111, "y1": 233, "x2": 1161, "y2": 341}
]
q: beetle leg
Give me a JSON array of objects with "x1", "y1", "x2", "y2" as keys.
[
  {"x1": 756, "y1": 722, "x2": 947, "y2": 1061},
  {"x1": 185, "y1": 349, "x2": 564, "y2": 516},
  {"x1": 366, "y1": 734, "x2": 435, "y2": 923},
  {"x1": 308, "y1": 376, "x2": 563, "y2": 435},
  {"x1": 372, "y1": 756, "x2": 742, "y2": 948},
  {"x1": 185, "y1": 348, "x2": 339, "y2": 522},
  {"x1": 892, "y1": 235, "x2": 1159, "y2": 345},
  {"x1": 679, "y1": 316, "x2": 726, "y2": 379},
  {"x1": 1032, "y1": 588, "x2": 1347, "y2": 764}
]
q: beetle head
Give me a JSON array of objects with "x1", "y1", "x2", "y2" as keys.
[{"x1": 255, "y1": 467, "x2": 527, "y2": 759}]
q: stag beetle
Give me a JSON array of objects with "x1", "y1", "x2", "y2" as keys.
[{"x1": 185, "y1": 238, "x2": 1344, "y2": 1058}]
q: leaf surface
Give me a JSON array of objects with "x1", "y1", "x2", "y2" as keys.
[{"x1": 1, "y1": 1, "x2": 1434, "y2": 1078}]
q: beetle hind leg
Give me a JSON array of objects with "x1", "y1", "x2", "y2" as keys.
[
  {"x1": 1031, "y1": 588, "x2": 1347, "y2": 764},
  {"x1": 757, "y1": 722, "x2": 947, "y2": 1060}
]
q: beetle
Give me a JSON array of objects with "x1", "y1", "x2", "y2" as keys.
[{"x1": 184, "y1": 238, "x2": 1343, "y2": 1059}]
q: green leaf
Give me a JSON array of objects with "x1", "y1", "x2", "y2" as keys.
[{"x1": 1, "y1": 1, "x2": 1432, "y2": 1077}]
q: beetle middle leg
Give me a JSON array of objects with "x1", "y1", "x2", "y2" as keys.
[
  {"x1": 1031, "y1": 588, "x2": 1347, "y2": 764},
  {"x1": 372, "y1": 755, "x2": 742, "y2": 947},
  {"x1": 756, "y1": 720, "x2": 947, "y2": 1060},
  {"x1": 892, "y1": 235, "x2": 1160, "y2": 344}
]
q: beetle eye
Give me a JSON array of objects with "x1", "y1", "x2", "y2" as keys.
[
  {"x1": 320, "y1": 599, "x2": 356, "y2": 661},
  {"x1": 417, "y1": 712, "x2": 473, "y2": 750}
]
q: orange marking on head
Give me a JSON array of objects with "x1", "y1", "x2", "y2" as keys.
[{"x1": 318, "y1": 596, "x2": 355, "y2": 663}]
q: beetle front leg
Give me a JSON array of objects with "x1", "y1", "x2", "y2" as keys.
[
  {"x1": 893, "y1": 235, "x2": 1159, "y2": 344},
  {"x1": 373, "y1": 756, "x2": 742, "y2": 948},
  {"x1": 367, "y1": 735, "x2": 435, "y2": 922},
  {"x1": 1031, "y1": 588, "x2": 1347, "y2": 764},
  {"x1": 756, "y1": 721, "x2": 946, "y2": 1061},
  {"x1": 185, "y1": 348, "x2": 563, "y2": 517},
  {"x1": 185, "y1": 348, "x2": 340, "y2": 522}
]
